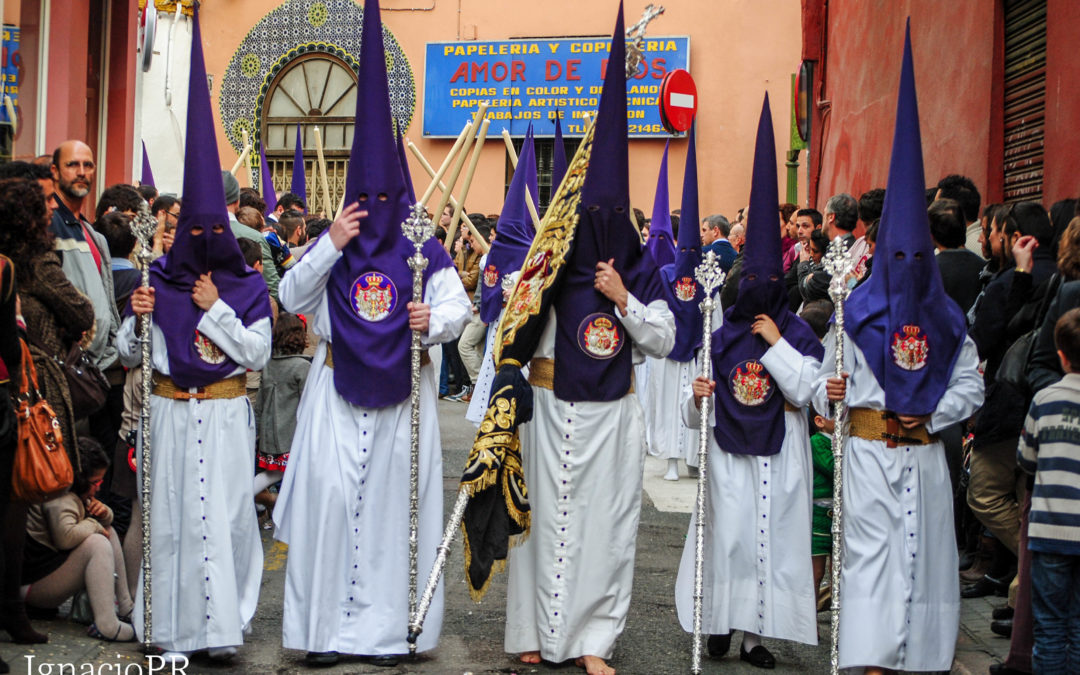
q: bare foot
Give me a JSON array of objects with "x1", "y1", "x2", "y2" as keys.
[
  {"x1": 575, "y1": 655, "x2": 615, "y2": 675},
  {"x1": 519, "y1": 651, "x2": 541, "y2": 664}
]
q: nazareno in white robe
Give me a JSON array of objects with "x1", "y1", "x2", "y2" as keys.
[
  {"x1": 674, "y1": 334, "x2": 821, "y2": 646},
  {"x1": 811, "y1": 333, "x2": 983, "y2": 672},
  {"x1": 504, "y1": 293, "x2": 674, "y2": 662},
  {"x1": 465, "y1": 315, "x2": 498, "y2": 426},
  {"x1": 273, "y1": 234, "x2": 471, "y2": 656},
  {"x1": 118, "y1": 300, "x2": 271, "y2": 652},
  {"x1": 643, "y1": 356, "x2": 698, "y2": 466}
]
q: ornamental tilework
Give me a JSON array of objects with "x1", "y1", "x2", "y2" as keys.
[{"x1": 219, "y1": 0, "x2": 416, "y2": 187}]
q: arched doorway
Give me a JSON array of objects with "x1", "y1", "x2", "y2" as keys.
[{"x1": 261, "y1": 52, "x2": 357, "y2": 213}]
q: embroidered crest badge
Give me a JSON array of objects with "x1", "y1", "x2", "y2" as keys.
[
  {"x1": 483, "y1": 263, "x2": 499, "y2": 288},
  {"x1": 194, "y1": 330, "x2": 227, "y2": 365},
  {"x1": 577, "y1": 312, "x2": 623, "y2": 359},
  {"x1": 350, "y1": 272, "x2": 398, "y2": 322},
  {"x1": 674, "y1": 276, "x2": 697, "y2": 302},
  {"x1": 892, "y1": 324, "x2": 929, "y2": 371},
  {"x1": 729, "y1": 360, "x2": 773, "y2": 407}
]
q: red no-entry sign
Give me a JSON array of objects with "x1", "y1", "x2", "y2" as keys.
[{"x1": 659, "y1": 69, "x2": 697, "y2": 134}]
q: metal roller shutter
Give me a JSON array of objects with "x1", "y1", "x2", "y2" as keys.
[{"x1": 1002, "y1": 0, "x2": 1046, "y2": 203}]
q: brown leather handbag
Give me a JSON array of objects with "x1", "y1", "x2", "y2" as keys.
[
  {"x1": 56, "y1": 341, "x2": 109, "y2": 418},
  {"x1": 12, "y1": 339, "x2": 72, "y2": 502}
]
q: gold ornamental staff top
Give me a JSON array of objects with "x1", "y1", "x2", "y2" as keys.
[{"x1": 138, "y1": 0, "x2": 196, "y2": 16}]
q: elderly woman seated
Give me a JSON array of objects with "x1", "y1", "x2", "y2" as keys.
[{"x1": 22, "y1": 437, "x2": 134, "y2": 641}]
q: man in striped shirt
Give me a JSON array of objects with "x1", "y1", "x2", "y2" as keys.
[{"x1": 1018, "y1": 306, "x2": 1080, "y2": 674}]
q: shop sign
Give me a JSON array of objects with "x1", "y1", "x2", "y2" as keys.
[{"x1": 423, "y1": 36, "x2": 689, "y2": 138}]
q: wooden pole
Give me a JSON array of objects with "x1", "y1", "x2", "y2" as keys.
[
  {"x1": 230, "y1": 141, "x2": 252, "y2": 177},
  {"x1": 313, "y1": 126, "x2": 334, "y2": 218},
  {"x1": 241, "y1": 128, "x2": 255, "y2": 188},
  {"x1": 420, "y1": 117, "x2": 474, "y2": 207},
  {"x1": 433, "y1": 105, "x2": 490, "y2": 236},
  {"x1": 408, "y1": 141, "x2": 488, "y2": 254},
  {"x1": 500, "y1": 129, "x2": 542, "y2": 228},
  {"x1": 444, "y1": 118, "x2": 490, "y2": 251}
]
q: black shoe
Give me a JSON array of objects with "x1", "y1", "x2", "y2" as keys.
[
  {"x1": 992, "y1": 605, "x2": 1014, "y2": 621},
  {"x1": 740, "y1": 644, "x2": 776, "y2": 669},
  {"x1": 989, "y1": 663, "x2": 1026, "y2": 674},
  {"x1": 366, "y1": 655, "x2": 399, "y2": 667},
  {"x1": 305, "y1": 651, "x2": 339, "y2": 667},
  {"x1": 961, "y1": 575, "x2": 1010, "y2": 599},
  {"x1": 0, "y1": 654, "x2": 9, "y2": 674},
  {"x1": 990, "y1": 619, "x2": 1013, "y2": 638},
  {"x1": 706, "y1": 632, "x2": 733, "y2": 659}
]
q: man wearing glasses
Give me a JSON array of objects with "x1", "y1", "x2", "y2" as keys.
[
  {"x1": 151, "y1": 195, "x2": 182, "y2": 256},
  {"x1": 49, "y1": 140, "x2": 120, "y2": 372}
]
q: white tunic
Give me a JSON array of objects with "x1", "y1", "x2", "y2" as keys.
[
  {"x1": 811, "y1": 334, "x2": 983, "y2": 672},
  {"x1": 118, "y1": 301, "x2": 272, "y2": 652},
  {"x1": 505, "y1": 294, "x2": 674, "y2": 662},
  {"x1": 674, "y1": 338, "x2": 821, "y2": 645},
  {"x1": 272, "y1": 235, "x2": 471, "y2": 656},
  {"x1": 643, "y1": 356, "x2": 697, "y2": 465},
  {"x1": 465, "y1": 316, "x2": 498, "y2": 426}
]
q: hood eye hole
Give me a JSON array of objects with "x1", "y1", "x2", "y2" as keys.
[
  {"x1": 895, "y1": 251, "x2": 906, "y2": 260},
  {"x1": 769, "y1": 274, "x2": 779, "y2": 282},
  {"x1": 913, "y1": 251, "x2": 923, "y2": 260},
  {"x1": 745, "y1": 273, "x2": 758, "y2": 281},
  {"x1": 377, "y1": 193, "x2": 388, "y2": 202},
  {"x1": 358, "y1": 193, "x2": 369, "y2": 202},
  {"x1": 614, "y1": 206, "x2": 625, "y2": 214},
  {"x1": 588, "y1": 205, "x2": 600, "y2": 212}
]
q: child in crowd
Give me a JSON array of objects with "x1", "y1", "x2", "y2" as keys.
[
  {"x1": 253, "y1": 312, "x2": 310, "y2": 514},
  {"x1": 800, "y1": 298, "x2": 836, "y2": 614},
  {"x1": 23, "y1": 437, "x2": 134, "y2": 642},
  {"x1": 809, "y1": 410, "x2": 834, "y2": 611},
  {"x1": 1018, "y1": 307, "x2": 1080, "y2": 674}
]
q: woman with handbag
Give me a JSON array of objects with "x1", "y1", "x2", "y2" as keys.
[
  {"x1": 0, "y1": 177, "x2": 93, "y2": 647},
  {"x1": 0, "y1": 253, "x2": 23, "y2": 673}
]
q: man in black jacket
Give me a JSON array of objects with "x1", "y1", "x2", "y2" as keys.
[
  {"x1": 931, "y1": 198, "x2": 986, "y2": 314},
  {"x1": 968, "y1": 201, "x2": 1056, "y2": 598}
]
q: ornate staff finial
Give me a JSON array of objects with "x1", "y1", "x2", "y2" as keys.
[
  {"x1": 823, "y1": 236, "x2": 855, "y2": 302},
  {"x1": 625, "y1": 4, "x2": 665, "y2": 78},
  {"x1": 693, "y1": 250, "x2": 726, "y2": 302},
  {"x1": 402, "y1": 202, "x2": 437, "y2": 270}
]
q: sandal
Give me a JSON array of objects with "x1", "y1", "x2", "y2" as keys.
[{"x1": 87, "y1": 622, "x2": 135, "y2": 642}]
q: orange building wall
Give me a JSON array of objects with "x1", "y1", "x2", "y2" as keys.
[{"x1": 200, "y1": 0, "x2": 804, "y2": 220}]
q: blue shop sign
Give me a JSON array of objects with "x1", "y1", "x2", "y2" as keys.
[
  {"x1": 0, "y1": 25, "x2": 19, "y2": 125},
  {"x1": 422, "y1": 36, "x2": 690, "y2": 138}
]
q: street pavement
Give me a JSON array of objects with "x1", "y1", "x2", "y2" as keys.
[{"x1": 2, "y1": 399, "x2": 1012, "y2": 674}]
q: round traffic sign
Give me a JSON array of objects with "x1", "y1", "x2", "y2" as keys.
[{"x1": 659, "y1": 69, "x2": 697, "y2": 134}]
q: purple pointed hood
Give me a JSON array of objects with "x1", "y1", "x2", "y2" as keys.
[
  {"x1": 551, "y1": 112, "x2": 568, "y2": 196},
  {"x1": 260, "y1": 141, "x2": 277, "y2": 216},
  {"x1": 324, "y1": 0, "x2": 454, "y2": 408},
  {"x1": 845, "y1": 21, "x2": 965, "y2": 416},
  {"x1": 661, "y1": 124, "x2": 704, "y2": 362},
  {"x1": 710, "y1": 94, "x2": 823, "y2": 456},
  {"x1": 551, "y1": 1, "x2": 667, "y2": 402},
  {"x1": 140, "y1": 141, "x2": 155, "y2": 187},
  {"x1": 132, "y1": 5, "x2": 271, "y2": 389},
  {"x1": 646, "y1": 140, "x2": 675, "y2": 267},
  {"x1": 291, "y1": 124, "x2": 307, "y2": 210},
  {"x1": 481, "y1": 124, "x2": 538, "y2": 323}
]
